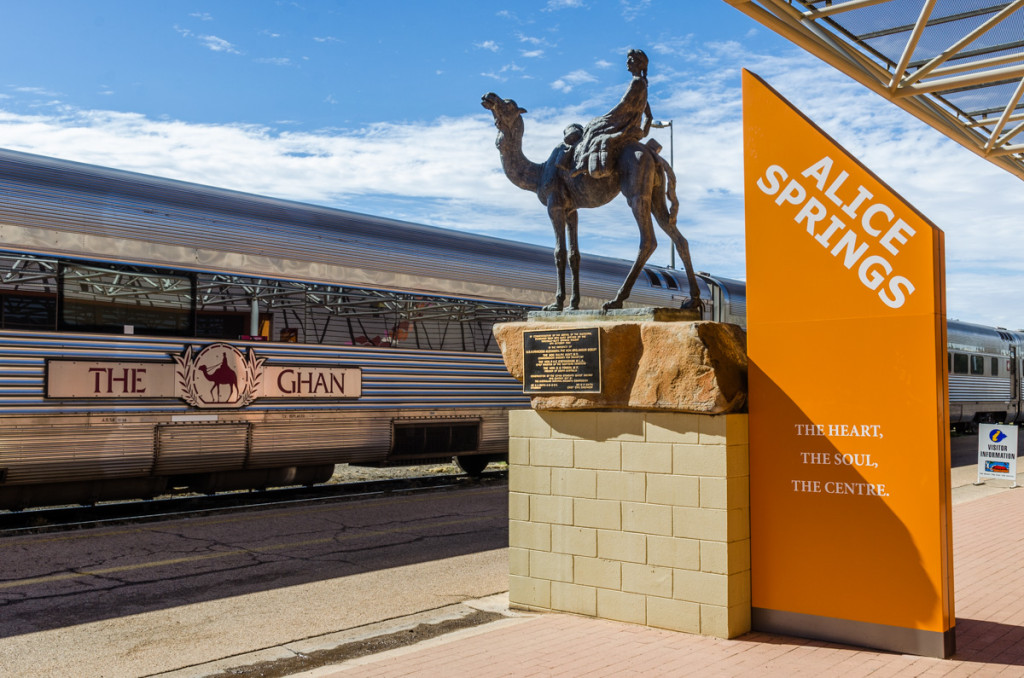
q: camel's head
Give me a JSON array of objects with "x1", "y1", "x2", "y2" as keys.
[{"x1": 481, "y1": 92, "x2": 526, "y2": 133}]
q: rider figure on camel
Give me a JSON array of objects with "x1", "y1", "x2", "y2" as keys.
[{"x1": 566, "y1": 49, "x2": 653, "y2": 179}]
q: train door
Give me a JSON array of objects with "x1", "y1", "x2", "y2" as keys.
[
  {"x1": 1011, "y1": 338, "x2": 1024, "y2": 425},
  {"x1": 1011, "y1": 344, "x2": 1020, "y2": 424},
  {"x1": 1017, "y1": 345, "x2": 1024, "y2": 425}
]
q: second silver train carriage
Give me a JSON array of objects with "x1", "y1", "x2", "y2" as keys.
[
  {"x1": 0, "y1": 149, "x2": 742, "y2": 509},
  {"x1": 946, "y1": 321, "x2": 1024, "y2": 431}
]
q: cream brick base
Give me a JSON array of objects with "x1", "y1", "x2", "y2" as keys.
[{"x1": 508, "y1": 409, "x2": 751, "y2": 639}]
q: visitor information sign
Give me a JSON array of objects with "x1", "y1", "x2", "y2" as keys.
[
  {"x1": 743, "y1": 70, "x2": 954, "y2": 658},
  {"x1": 977, "y1": 424, "x2": 1018, "y2": 485}
]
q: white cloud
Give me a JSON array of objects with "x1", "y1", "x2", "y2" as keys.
[
  {"x1": 1, "y1": 41, "x2": 1022, "y2": 325},
  {"x1": 189, "y1": 12, "x2": 213, "y2": 21},
  {"x1": 544, "y1": 0, "x2": 585, "y2": 9},
  {"x1": 651, "y1": 36, "x2": 696, "y2": 58},
  {"x1": 620, "y1": 0, "x2": 651, "y2": 21},
  {"x1": 551, "y1": 69, "x2": 598, "y2": 93},
  {"x1": 256, "y1": 57, "x2": 292, "y2": 66},
  {"x1": 199, "y1": 35, "x2": 242, "y2": 54},
  {"x1": 14, "y1": 86, "x2": 60, "y2": 97},
  {"x1": 176, "y1": 26, "x2": 242, "y2": 55},
  {"x1": 475, "y1": 40, "x2": 500, "y2": 52},
  {"x1": 517, "y1": 33, "x2": 546, "y2": 46},
  {"x1": 481, "y1": 62, "x2": 527, "y2": 82},
  {"x1": 521, "y1": 49, "x2": 544, "y2": 58}
]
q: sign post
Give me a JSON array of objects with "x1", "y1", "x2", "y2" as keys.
[
  {"x1": 743, "y1": 70, "x2": 955, "y2": 658},
  {"x1": 977, "y1": 424, "x2": 1018, "y2": 487}
]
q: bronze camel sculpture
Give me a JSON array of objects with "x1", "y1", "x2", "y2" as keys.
[{"x1": 481, "y1": 92, "x2": 701, "y2": 311}]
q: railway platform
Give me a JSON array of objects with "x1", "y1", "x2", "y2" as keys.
[{"x1": 292, "y1": 464, "x2": 1024, "y2": 678}]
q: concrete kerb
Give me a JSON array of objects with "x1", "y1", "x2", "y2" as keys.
[
  {"x1": 152, "y1": 594, "x2": 526, "y2": 678},
  {"x1": 289, "y1": 594, "x2": 536, "y2": 677}
]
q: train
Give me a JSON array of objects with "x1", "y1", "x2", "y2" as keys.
[
  {"x1": 0, "y1": 148, "x2": 1008, "y2": 509},
  {"x1": 0, "y1": 149, "x2": 745, "y2": 510}
]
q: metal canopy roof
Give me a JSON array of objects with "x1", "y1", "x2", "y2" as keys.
[{"x1": 725, "y1": 0, "x2": 1024, "y2": 181}]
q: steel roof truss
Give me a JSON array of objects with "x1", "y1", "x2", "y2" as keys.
[
  {"x1": 890, "y1": 0, "x2": 936, "y2": 92},
  {"x1": 726, "y1": 0, "x2": 1024, "y2": 179},
  {"x1": 899, "y1": 0, "x2": 1024, "y2": 89},
  {"x1": 803, "y1": 0, "x2": 895, "y2": 20},
  {"x1": 987, "y1": 78, "x2": 1024, "y2": 150}
]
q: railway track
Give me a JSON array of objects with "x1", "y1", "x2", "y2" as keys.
[{"x1": 0, "y1": 468, "x2": 507, "y2": 535}]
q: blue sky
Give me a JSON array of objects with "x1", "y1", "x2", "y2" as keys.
[
  {"x1": 1, "y1": 2, "x2": 775, "y2": 128},
  {"x1": 1, "y1": 1, "x2": 1022, "y2": 326}
]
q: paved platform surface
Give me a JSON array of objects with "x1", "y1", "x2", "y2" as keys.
[
  {"x1": 297, "y1": 467, "x2": 1024, "y2": 678},
  {"x1": 0, "y1": 486, "x2": 510, "y2": 678}
]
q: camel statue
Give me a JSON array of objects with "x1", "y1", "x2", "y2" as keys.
[
  {"x1": 481, "y1": 92, "x2": 701, "y2": 312},
  {"x1": 197, "y1": 353, "x2": 239, "y2": 402}
]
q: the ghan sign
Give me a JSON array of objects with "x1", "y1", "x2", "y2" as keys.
[{"x1": 46, "y1": 342, "x2": 361, "y2": 409}]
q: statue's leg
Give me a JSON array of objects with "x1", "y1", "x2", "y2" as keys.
[
  {"x1": 545, "y1": 199, "x2": 568, "y2": 311},
  {"x1": 605, "y1": 197, "x2": 656, "y2": 310},
  {"x1": 602, "y1": 151, "x2": 659, "y2": 311},
  {"x1": 648, "y1": 151, "x2": 703, "y2": 313},
  {"x1": 652, "y1": 196, "x2": 702, "y2": 311},
  {"x1": 567, "y1": 209, "x2": 581, "y2": 310},
  {"x1": 603, "y1": 150, "x2": 657, "y2": 310}
]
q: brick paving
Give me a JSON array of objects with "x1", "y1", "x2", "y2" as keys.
[{"x1": 310, "y1": 486, "x2": 1024, "y2": 677}]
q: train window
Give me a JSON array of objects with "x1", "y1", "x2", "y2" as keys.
[
  {"x1": 661, "y1": 272, "x2": 679, "y2": 290},
  {"x1": 2, "y1": 292, "x2": 56, "y2": 330},
  {"x1": 952, "y1": 353, "x2": 969, "y2": 374},
  {"x1": 2, "y1": 253, "x2": 529, "y2": 351},
  {"x1": 191, "y1": 273, "x2": 528, "y2": 352},
  {"x1": 60, "y1": 262, "x2": 194, "y2": 336},
  {"x1": 0, "y1": 254, "x2": 58, "y2": 330},
  {"x1": 992, "y1": 358, "x2": 1000, "y2": 376},
  {"x1": 970, "y1": 355, "x2": 985, "y2": 375},
  {"x1": 195, "y1": 312, "x2": 253, "y2": 339},
  {"x1": 645, "y1": 269, "x2": 662, "y2": 287}
]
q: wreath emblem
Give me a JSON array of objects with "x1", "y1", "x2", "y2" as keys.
[{"x1": 174, "y1": 343, "x2": 266, "y2": 409}]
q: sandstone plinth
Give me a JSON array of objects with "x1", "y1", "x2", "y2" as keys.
[{"x1": 494, "y1": 317, "x2": 747, "y2": 414}]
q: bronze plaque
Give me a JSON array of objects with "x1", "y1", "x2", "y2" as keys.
[{"x1": 523, "y1": 328, "x2": 601, "y2": 393}]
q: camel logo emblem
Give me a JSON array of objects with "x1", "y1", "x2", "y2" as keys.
[{"x1": 174, "y1": 343, "x2": 266, "y2": 409}]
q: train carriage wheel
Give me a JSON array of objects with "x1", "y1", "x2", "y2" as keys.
[{"x1": 454, "y1": 455, "x2": 489, "y2": 477}]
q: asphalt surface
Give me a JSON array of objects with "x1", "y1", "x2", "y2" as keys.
[{"x1": 0, "y1": 484, "x2": 509, "y2": 678}]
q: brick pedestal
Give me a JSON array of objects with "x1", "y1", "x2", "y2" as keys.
[{"x1": 508, "y1": 409, "x2": 751, "y2": 638}]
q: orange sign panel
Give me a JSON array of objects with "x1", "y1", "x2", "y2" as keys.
[{"x1": 743, "y1": 70, "x2": 954, "y2": 657}]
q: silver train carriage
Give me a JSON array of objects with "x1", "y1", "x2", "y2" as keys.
[
  {"x1": 0, "y1": 149, "x2": 739, "y2": 509},
  {"x1": 945, "y1": 321, "x2": 1024, "y2": 431},
  {"x1": 694, "y1": 278, "x2": 1023, "y2": 432}
]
